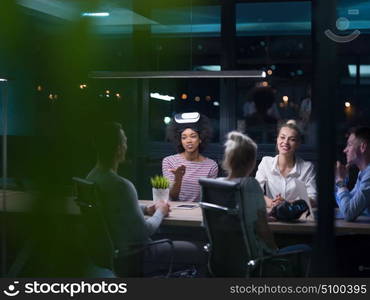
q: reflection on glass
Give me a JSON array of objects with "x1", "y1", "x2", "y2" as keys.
[
  {"x1": 148, "y1": 79, "x2": 220, "y2": 142},
  {"x1": 237, "y1": 81, "x2": 314, "y2": 145}
]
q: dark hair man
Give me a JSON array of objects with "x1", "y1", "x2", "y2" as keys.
[
  {"x1": 335, "y1": 126, "x2": 370, "y2": 221},
  {"x1": 87, "y1": 122, "x2": 204, "y2": 275}
]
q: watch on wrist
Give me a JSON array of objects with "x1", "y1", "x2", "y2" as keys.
[{"x1": 336, "y1": 180, "x2": 347, "y2": 188}]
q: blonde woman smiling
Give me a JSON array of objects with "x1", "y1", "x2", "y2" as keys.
[{"x1": 255, "y1": 120, "x2": 317, "y2": 208}]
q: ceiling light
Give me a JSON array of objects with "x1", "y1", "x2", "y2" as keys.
[
  {"x1": 91, "y1": 70, "x2": 266, "y2": 79},
  {"x1": 194, "y1": 65, "x2": 221, "y2": 71},
  {"x1": 150, "y1": 93, "x2": 175, "y2": 101},
  {"x1": 82, "y1": 12, "x2": 110, "y2": 17},
  {"x1": 164, "y1": 117, "x2": 171, "y2": 124}
]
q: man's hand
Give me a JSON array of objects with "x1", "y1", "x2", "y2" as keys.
[
  {"x1": 155, "y1": 201, "x2": 171, "y2": 217},
  {"x1": 335, "y1": 161, "x2": 348, "y2": 183},
  {"x1": 145, "y1": 204, "x2": 156, "y2": 216},
  {"x1": 169, "y1": 165, "x2": 186, "y2": 180}
]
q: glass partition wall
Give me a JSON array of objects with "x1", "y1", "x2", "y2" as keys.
[
  {"x1": 2, "y1": 0, "x2": 370, "y2": 276},
  {"x1": 0, "y1": 79, "x2": 8, "y2": 277}
]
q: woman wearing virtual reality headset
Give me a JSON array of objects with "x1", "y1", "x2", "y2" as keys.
[{"x1": 162, "y1": 113, "x2": 218, "y2": 202}]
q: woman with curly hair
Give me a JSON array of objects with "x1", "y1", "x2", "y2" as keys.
[{"x1": 162, "y1": 114, "x2": 218, "y2": 202}]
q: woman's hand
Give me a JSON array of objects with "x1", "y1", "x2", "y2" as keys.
[
  {"x1": 168, "y1": 165, "x2": 186, "y2": 201},
  {"x1": 264, "y1": 196, "x2": 274, "y2": 208},
  {"x1": 169, "y1": 165, "x2": 186, "y2": 180},
  {"x1": 271, "y1": 194, "x2": 285, "y2": 207}
]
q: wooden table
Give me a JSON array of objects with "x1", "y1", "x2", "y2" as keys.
[
  {"x1": 140, "y1": 200, "x2": 370, "y2": 235},
  {"x1": 140, "y1": 200, "x2": 202, "y2": 227},
  {"x1": 2, "y1": 193, "x2": 369, "y2": 235},
  {"x1": 0, "y1": 190, "x2": 34, "y2": 213},
  {"x1": 0, "y1": 190, "x2": 80, "y2": 215}
]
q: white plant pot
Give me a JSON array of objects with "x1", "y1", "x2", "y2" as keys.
[{"x1": 152, "y1": 188, "x2": 169, "y2": 203}]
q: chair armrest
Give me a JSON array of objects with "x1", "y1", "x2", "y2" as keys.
[
  {"x1": 200, "y1": 202, "x2": 238, "y2": 215},
  {"x1": 248, "y1": 249, "x2": 305, "y2": 266},
  {"x1": 75, "y1": 199, "x2": 92, "y2": 208},
  {"x1": 126, "y1": 239, "x2": 174, "y2": 277},
  {"x1": 146, "y1": 239, "x2": 174, "y2": 277},
  {"x1": 147, "y1": 239, "x2": 173, "y2": 247},
  {"x1": 247, "y1": 249, "x2": 309, "y2": 277}
]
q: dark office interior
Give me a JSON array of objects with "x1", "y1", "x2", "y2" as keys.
[{"x1": 1, "y1": 0, "x2": 370, "y2": 278}]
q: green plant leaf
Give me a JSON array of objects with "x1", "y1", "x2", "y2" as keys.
[{"x1": 150, "y1": 175, "x2": 169, "y2": 189}]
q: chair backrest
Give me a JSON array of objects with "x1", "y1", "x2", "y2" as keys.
[
  {"x1": 72, "y1": 177, "x2": 116, "y2": 271},
  {"x1": 199, "y1": 178, "x2": 252, "y2": 277}
]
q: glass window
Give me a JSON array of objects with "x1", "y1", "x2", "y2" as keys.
[
  {"x1": 148, "y1": 78, "x2": 220, "y2": 142},
  {"x1": 335, "y1": 0, "x2": 370, "y2": 159},
  {"x1": 150, "y1": 4, "x2": 221, "y2": 71},
  {"x1": 236, "y1": 1, "x2": 313, "y2": 145}
]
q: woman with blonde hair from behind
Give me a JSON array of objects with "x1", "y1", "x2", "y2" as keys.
[
  {"x1": 222, "y1": 131, "x2": 278, "y2": 257},
  {"x1": 221, "y1": 131, "x2": 311, "y2": 261}
]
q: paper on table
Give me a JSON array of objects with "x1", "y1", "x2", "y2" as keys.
[{"x1": 295, "y1": 179, "x2": 315, "y2": 221}]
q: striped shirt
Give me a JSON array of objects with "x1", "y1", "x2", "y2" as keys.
[{"x1": 162, "y1": 154, "x2": 219, "y2": 202}]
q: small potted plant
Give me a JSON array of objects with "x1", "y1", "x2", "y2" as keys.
[{"x1": 150, "y1": 175, "x2": 170, "y2": 203}]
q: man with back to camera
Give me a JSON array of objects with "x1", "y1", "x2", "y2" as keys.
[
  {"x1": 87, "y1": 122, "x2": 204, "y2": 275},
  {"x1": 335, "y1": 126, "x2": 370, "y2": 221}
]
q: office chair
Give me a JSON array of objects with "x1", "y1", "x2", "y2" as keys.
[
  {"x1": 199, "y1": 177, "x2": 307, "y2": 277},
  {"x1": 72, "y1": 177, "x2": 174, "y2": 278},
  {"x1": 72, "y1": 177, "x2": 117, "y2": 277}
]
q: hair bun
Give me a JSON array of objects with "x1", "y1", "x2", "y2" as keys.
[
  {"x1": 286, "y1": 119, "x2": 297, "y2": 126},
  {"x1": 228, "y1": 131, "x2": 243, "y2": 143}
]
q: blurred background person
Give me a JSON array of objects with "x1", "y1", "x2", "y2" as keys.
[
  {"x1": 299, "y1": 85, "x2": 312, "y2": 129},
  {"x1": 245, "y1": 86, "x2": 278, "y2": 127}
]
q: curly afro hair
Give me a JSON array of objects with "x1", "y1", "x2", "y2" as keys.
[{"x1": 166, "y1": 114, "x2": 213, "y2": 153}]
